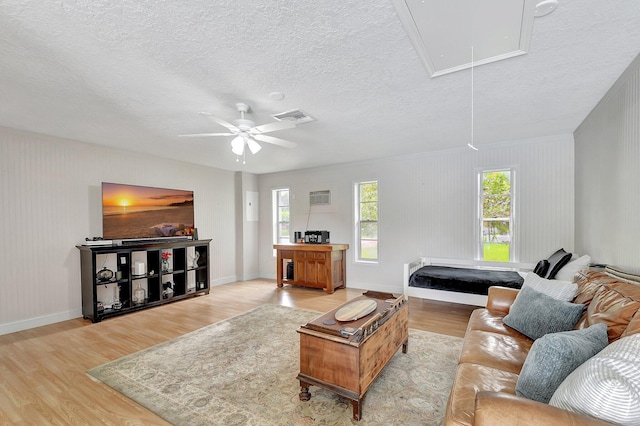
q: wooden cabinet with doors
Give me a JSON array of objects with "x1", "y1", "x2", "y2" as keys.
[{"x1": 274, "y1": 243, "x2": 349, "y2": 293}]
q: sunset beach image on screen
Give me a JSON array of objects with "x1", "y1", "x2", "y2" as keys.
[{"x1": 102, "y1": 182, "x2": 195, "y2": 240}]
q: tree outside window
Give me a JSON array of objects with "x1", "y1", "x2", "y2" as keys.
[
  {"x1": 272, "y1": 189, "x2": 290, "y2": 250},
  {"x1": 481, "y1": 170, "x2": 512, "y2": 262},
  {"x1": 356, "y1": 181, "x2": 378, "y2": 261}
]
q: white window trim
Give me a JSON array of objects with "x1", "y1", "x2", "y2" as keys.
[
  {"x1": 475, "y1": 167, "x2": 519, "y2": 262},
  {"x1": 272, "y1": 187, "x2": 290, "y2": 257},
  {"x1": 354, "y1": 180, "x2": 379, "y2": 264}
]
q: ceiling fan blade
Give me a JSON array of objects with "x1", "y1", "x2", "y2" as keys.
[
  {"x1": 198, "y1": 111, "x2": 239, "y2": 132},
  {"x1": 253, "y1": 134, "x2": 298, "y2": 149},
  {"x1": 178, "y1": 132, "x2": 235, "y2": 137},
  {"x1": 251, "y1": 121, "x2": 296, "y2": 134}
]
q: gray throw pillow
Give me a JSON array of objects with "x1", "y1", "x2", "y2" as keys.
[
  {"x1": 503, "y1": 286, "x2": 585, "y2": 340},
  {"x1": 516, "y1": 323, "x2": 608, "y2": 403}
]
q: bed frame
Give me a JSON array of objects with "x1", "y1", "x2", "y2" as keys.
[{"x1": 403, "y1": 257, "x2": 535, "y2": 307}]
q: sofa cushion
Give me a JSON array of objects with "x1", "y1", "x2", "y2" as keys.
[
  {"x1": 554, "y1": 254, "x2": 591, "y2": 282},
  {"x1": 521, "y1": 272, "x2": 577, "y2": 302},
  {"x1": 544, "y1": 249, "x2": 573, "y2": 280},
  {"x1": 622, "y1": 310, "x2": 640, "y2": 339},
  {"x1": 573, "y1": 270, "x2": 608, "y2": 306},
  {"x1": 466, "y1": 309, "x2": 524, "y2": 339},
  {"x1": 515, "y1": 323, "x2": 608, "y2": 403},
  {"x1": 550, "y1": 333, "x2": 640, "y2": 426},
  {"x1": 573, "y1": 275, "x2": 640, "y2": 343},
  {"x1": 587, "y1": 286, "x2": 640, "y2": 342},
  {"x1": 445, "y1": 362, "x2": 519, "y2": 426},
  {"x1": 459, "y1": 329, "x2": 532, "y2": 374},
  {"x1": 503, "y1": 286, "x2": 585, "y2": 340}
]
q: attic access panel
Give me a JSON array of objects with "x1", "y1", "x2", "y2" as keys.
[{"x1": 392, "y1": 0, "x2": 537, "y2": 77}]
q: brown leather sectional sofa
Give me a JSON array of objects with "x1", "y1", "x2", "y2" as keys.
[{"x1": 444, "y1": 270, "x2": 640, "y2": 426}]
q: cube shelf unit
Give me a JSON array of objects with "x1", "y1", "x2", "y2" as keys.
[{"x1": 77, "y1": 239, "x2": 211, "y2": 323}]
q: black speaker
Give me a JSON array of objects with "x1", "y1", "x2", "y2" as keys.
[{"x1": 286, "y1": 261, "x2": 294, "y2": 280}]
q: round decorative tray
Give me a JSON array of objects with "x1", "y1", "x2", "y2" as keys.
[{"x1": 335, "y1": 298, "x2": 378, "y2": 322}]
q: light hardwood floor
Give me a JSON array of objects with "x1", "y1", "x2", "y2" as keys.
[{"x1": 0, "y1": 280, "x2": 476, "y2": 425}]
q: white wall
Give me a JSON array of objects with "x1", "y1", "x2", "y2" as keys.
[
  {"x1": 0, "y1": 127, "x2": 238, "y2": 335},
  {"x1": 574, "y1": 53, "x2": 640, "y2": 272},
  {"x1": 258, "y1": 135, "x2": 575, "y2": 294}
]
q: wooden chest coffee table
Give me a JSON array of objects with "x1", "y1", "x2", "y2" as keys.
[{"x1": 296, "y1": 291, "x2": 409, "y2": 421}]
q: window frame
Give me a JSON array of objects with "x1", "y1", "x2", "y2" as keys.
[
  {"x1": 476, "y1": 168, "x2": 517, "y2": 262},
  {"x1": 272, "y1": 188, "x2": 290, "y2": 256},
  {"x1": 354, "y1": 180, "x2": 379, "y2": 263}
]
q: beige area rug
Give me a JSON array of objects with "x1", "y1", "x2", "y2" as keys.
[{"x1": 87, "y1": 304, "x2": 462, "y2": 425}]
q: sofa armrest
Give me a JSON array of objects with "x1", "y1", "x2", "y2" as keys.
[
  {"x1": 475, "y1": 392, "x2": 614, "y2": 426},
  {"x1": 486, "y1": 286, "x2": 519, "y2": 314}
]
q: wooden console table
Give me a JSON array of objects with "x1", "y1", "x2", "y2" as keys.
[
  {"x1": 274, "y1": 243, "x2": 349, "y2": 294},
  {"x1": 297, "y1": 292, "x2": 409, "y2": 421}
]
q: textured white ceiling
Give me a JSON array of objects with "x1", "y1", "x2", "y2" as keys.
[{"x1": 1, "y1": 1, "x2": 640, "y2": 174}]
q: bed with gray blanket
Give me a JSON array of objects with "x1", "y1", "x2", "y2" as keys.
[{"x1": 403, "y1": 257, "x2": 533, "y2": 306}]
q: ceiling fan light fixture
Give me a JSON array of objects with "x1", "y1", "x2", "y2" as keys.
[
  {"x1": 231, "y1": 136, "x2": 245, "y2": 155},
  {"x1": 247, "y1": 138, "x2": 262, "y2": 154},
  {"x1": 182, "y1": 102, "x2": 299, "y2": 162}
]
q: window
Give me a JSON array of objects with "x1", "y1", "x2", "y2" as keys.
[
  {"x1": 479, "y1": 169, "x2": 514, "y2": 262},
  {"x1": 355, "y1": 181, "x2": 378, "y2": 261},
  {"x1": 272, "y1": 188, "x2": 290, "y2": 249}
]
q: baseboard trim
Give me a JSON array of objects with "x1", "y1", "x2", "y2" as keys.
[
  {"x1": 211, "y1": 276, "x2": 238, "y2": 286},
  {"x1": 0, "y1": 309, "x2": 83, "y2": 336}
]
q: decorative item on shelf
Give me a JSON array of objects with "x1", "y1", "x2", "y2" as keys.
[
  {"x1": 96, "y1": 267, "x2": 114, "y2": 283},
  {"x1": 162, "y1": 281, "x2": 174, "y2": 299},
  {"x1": 133, "y1": 282, "x2": 146, "y2": 306},
  {"x1": 112, "y1": 285, "x2": 122, "y2": 310},
  {"x1": 133, "y1": 261, "x2": 146, "y2": 277},
  {"x1": 96, "y1": 302, "x2": 105, "y2": 313},
  {"x1": 190, "y1": 251, "x2": 200, "y2": 269},
  {"x1": 161, "y1": 251, "x2": 172, "y2": 273}
]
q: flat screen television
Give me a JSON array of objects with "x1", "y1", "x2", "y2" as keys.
[{"x1": 102, "y1": 182, "x2": 195, "y2": 240}]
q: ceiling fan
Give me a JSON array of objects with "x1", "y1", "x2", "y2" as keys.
[{"x1": 179, "y1": 102, "x2": 297, "y2": 161}]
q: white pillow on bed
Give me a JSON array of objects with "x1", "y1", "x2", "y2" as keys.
[
  {"x1": 522, "y1": 272, "x2": 578, "y2": 302},
  {"x1": 554, "y1": 254, "x2": 591, "y2": 282}
]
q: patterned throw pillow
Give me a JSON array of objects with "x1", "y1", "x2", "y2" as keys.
[
  {"x1": 503, "y1": 286, "x2": 585, "y2": 340},
  {"x1": 516, "y1": 324, "x2": 608, "y2": 403},
  {"x1": 550, "y1": 333, "x2": 640, "y2": 425},
  {"x1": 522, "y1": 272, "x2": 578, "y2": 302}
]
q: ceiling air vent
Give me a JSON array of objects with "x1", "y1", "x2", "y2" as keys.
[
  {"x1": 272, "y1": 109, "x2": 315, "y2": 125},
  {"x1": 309, "y1": 190, "x2": 330, "y2": 206}
]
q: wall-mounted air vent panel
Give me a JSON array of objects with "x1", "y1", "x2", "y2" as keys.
[
  {"x1": 272, "y1": 109, "x2": 316, "y2": 125},
  {"x1": 309, "y1": 190, "x2": 330, "y2": 206}
]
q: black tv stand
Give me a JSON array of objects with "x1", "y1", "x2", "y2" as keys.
[
  {"x1": 119, "y1": 237, "x2": 191, "y2": 246},
  {"x1": 77, "y1": 239, "x2": 211, "y2": 323}
]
